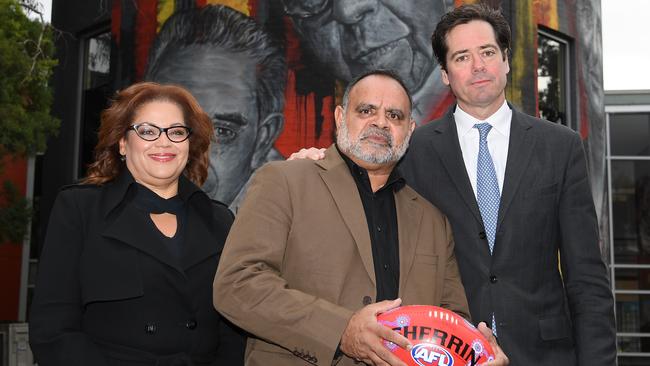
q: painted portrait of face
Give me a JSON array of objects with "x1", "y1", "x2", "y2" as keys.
[
  {"x1": 282, "y1": 0, "x2": 447, "y2": 93},
  {"x1": 144, "y1": 5, "x2": 286, "y2": 209},
  {"x1": 151, "y1": 46, "x2": 280, "y2": 205}
]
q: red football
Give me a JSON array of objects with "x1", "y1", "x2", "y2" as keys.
[{"x1": 377, "y1": 305, "x2": 495, "y2": 366}]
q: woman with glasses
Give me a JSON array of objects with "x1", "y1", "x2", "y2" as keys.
[{"x1": 29, "y1": 82, "x2": 245, "y2": 366}]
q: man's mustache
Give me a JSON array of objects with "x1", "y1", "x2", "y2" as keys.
[{"x1": 359, "y1": 127, "x2": 393, "y2": 147}]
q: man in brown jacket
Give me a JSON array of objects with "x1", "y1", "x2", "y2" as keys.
[{"x1": 213, "y1": 70, "x2": 507, "y2": 366}]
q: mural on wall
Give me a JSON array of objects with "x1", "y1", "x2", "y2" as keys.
[
  {"x1": 111, "y1": 0, "x2": 459, "y2": 208},
  {"x1": 576, "y1": 0, "x2": 606, "y2": 232},
  {"x1": 532, "y1": 0, "x2": 607, "y2": 253},
  {"x1": 144, "y1": 5, "x2": 286, "y2": 210},
  {"x1": 281, "y1": 0, "x2": 455, "y2": 124},
  {"x1": 110, "y1": 0, "x2": 605, "y2": 220}
]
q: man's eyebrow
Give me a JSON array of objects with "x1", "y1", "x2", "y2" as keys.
[
  {"x1": 479, "y1": 43, "x2": 499, "y2": 50},
  {"x1": 449, "y1": 43, "x2": 499, "y2": 59},
  {"x1": 449, "y1": 48, "x2": 469, "y2": 60},
  {"x1": 355, "y1": 103, "x2": 377, "y2": 112},
  {"x1": 212, "y1": 112, "x2": 248, "y2": 127}
]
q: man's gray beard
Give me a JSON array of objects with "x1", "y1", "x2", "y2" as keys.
[{"x1": 337, "y1": 118, "x2": 411, "y2": 165}]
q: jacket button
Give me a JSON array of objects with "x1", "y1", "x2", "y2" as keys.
[
  {"x1": 489, "y1": 275, "x2": 498, "y2": 284},
  {"x1": 145, "y1": 323, "x2": 157, "y2": 334},
  {"x1": 479, "y1": 231, "x2": 487, "y2": 240},
  {"x1": 185, "y1": 320, "x2": 197, "y2": 330},
  {"x1": 362, "y1": 296, "x2": 372, "y2": 305}
]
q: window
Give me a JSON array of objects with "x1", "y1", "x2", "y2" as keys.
[
  {"x1": 78, "y1": 30, "x2": 112, "y2": 177},
  {"x1": 607, "y1": 107, "x2": 650, "y2": 365},
  {"x1": 537, "y1": 29, "x2": 571, "y2": 127}
]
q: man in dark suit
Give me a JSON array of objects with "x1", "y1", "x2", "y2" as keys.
[
  {"x1": 214, "y1": 70, "x2": 507, "y2": 366},
  {"x1": 399, "y1": 4, "x2": 616, "y2": 365}
]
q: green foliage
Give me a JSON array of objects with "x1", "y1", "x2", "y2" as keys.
[
  {"x1": 0, "y1": 0, "x2": 59, "y2": 156},
  {"x1": 0, "y1": 0, "x2": 59, "y2": 243},
  {"x1": 0, "y1": 180, "x2": 31, "y2": 243}
]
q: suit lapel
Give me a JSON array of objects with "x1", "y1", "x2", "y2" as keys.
[
  {"x1": 430, "y1": 112, "x2": 483, "y2": 224},
  {"x1": 318, "y1": 146, "x2": 376, "y2": 286},
  {"x1": 497, "y1": 108, "x2": 536, "y2": 229},
  {"x1": 395, "y1": 186, "x2": 423, "y2": 293}
]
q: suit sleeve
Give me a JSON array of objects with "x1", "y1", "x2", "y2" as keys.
[
  {"x1": 213, "y1": 163, "x2": 354, "y2": 366},
  {"x1": 29, "y1": 190, "x2": 110, "y2": 366},
  {"x1": 558, "y1": 133, "x2": 616, "y2": 366}
]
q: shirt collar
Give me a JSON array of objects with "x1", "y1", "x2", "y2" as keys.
[
  {"x1": 454, "y1": 100, "x2": 511, "y2": 137},
  {"x1": 335, "y1": 144, "x2": 405, "y2": 193}
]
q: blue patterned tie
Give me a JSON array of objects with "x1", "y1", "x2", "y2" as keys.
[
  {"x1": 474, "y1": 123, "x2": 500, "y2": 254},
  {"x1": 474, "y1": 122, "x2": 500, "y2": 336}
]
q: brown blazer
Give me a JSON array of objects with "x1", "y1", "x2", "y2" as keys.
[{"x1": 213, "y1": 145, "x2": 469, "y2": 366}]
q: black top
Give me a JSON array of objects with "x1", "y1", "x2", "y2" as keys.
[
  {"x1": 338, "y1": 145, "x2": 405, "y2": 302},
  {"x1": 131, "y1": 183, "x2": 187, "y2": 259}
]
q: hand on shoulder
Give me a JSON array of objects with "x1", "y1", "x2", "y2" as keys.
[{"x1": 287, "y1": 147, "x2": 326, "y2": 161}]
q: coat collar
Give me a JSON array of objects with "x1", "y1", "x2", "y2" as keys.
[
  {"x1": 100, "y1": 169, "x2": 203, "y2": 219},
  {"x1": 430, "y1": 105, "x2": 484, "y2": 226},
  {"x1": 99, "y1": 169, "x2": 219, "y2": 273},
  {"x1": 497, "y1": 105, "x2": 536, "y2": 229},
  {"x1": 317, "y1": 146, "x2": 376, "y2": 285},
  {"x1": 316, "y1": 145, "x2": 423, "y2": 290},
  {"x1": 431, "y1": 103, "x2": 536, "y2": 256}
]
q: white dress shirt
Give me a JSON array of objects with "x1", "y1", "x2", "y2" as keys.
[{"x1": 454, "y1": 101, "x2": 512, "y2": 197}]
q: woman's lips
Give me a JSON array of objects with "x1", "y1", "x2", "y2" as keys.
[{"x1": 149, "y1": 153, "x2": 176, "y2": 162}]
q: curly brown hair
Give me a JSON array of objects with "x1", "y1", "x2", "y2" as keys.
[{"x1": 83, "y1": 82, "x2": 213, "y2": 186}]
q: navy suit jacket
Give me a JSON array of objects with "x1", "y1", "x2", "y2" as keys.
[{"x1": 400, "y1": 104, "x2": 616, "y2": 365}]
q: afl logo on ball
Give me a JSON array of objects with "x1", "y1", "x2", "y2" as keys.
[{"x1": 411, "y1": 343, "x2": 454, "y2": 366}]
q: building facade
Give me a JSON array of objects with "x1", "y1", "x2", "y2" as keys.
[
  {"x1": 4, "y1": 0, "x2": 625, "y2": 364},
  {"x1": 605, "y1": 90, "x2": 650, "y2": 365}
]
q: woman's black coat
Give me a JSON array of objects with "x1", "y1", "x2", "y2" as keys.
[{"x1": 29, "y1": 171, "x2": 245, "y2": 366}]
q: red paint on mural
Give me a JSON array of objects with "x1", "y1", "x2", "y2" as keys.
[
  {"x1": 533, "y1": 0, "x2": 553, "y2": 28},
  {"x1": 275, "y1": 16, "x2": 335, "y2": 157},
  {"x1": 134, "y1": 0, "x2": 158, "y2": 81},
  {"x1": 276, "y1": 70, "x2": 335, "y2": 157},
  {"x1": 426, "y1": 92, "x2": 455, "y2": 122},
  {"x1": 579, "y1": 80, "x2": 589, "y2": 139},
  {"x1": 111, "y1": 0, "x2": 121, "y2": 46},
  {"x1": 248, "y1": 0, "x2": 257, "y2": 18}
]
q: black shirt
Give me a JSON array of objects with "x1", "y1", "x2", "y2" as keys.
[
  {"x1": 338, "y1": 145, "x2": 405, "y2": 302},
  {"x1": 131, "y1": 183, "x2": 187, "y2": 260}
]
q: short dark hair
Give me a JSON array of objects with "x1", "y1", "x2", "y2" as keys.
[
  {"x1": 431, "y1": 3, "x2": 511, "y2": 71},
  {"x1": 341, "y1": 69, "x2": 413, "y2": 113},
  {"x1": 145, "y1": 5, "x2": 286, "y2": 119}
]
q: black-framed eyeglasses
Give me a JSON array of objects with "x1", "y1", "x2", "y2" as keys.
[{"x1": 128, "y1": 123, "x2": 192, "y2": 143}]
